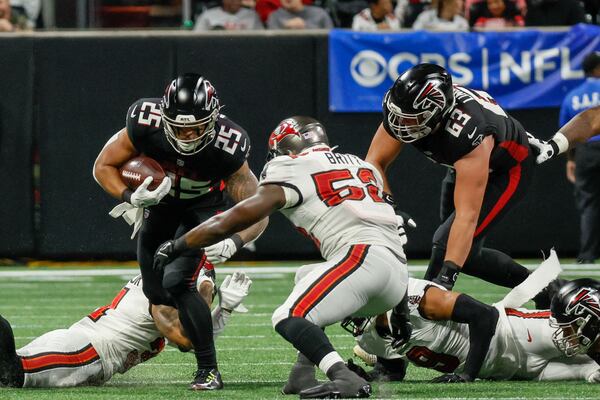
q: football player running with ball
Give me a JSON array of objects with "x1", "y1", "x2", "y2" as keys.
[
  {"x1": 153, "y1": 116, "x2": 412, "y2": 398},
  {"x1": 93, "y1": 73, "x2": 267, "y2": 390}
]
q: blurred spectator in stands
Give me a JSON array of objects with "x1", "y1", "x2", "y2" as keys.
[
  {"x1": 469, "y1": 0, "x2": 524, "y2": 28},
  {"x1": 352, "y1": 0, "x2": 401, "y2": 30},
  {"x1": 267, "y1": 0, "x2": 333, "y2": 29},
  {"x1": 464, "y1": 0, "x2": 524, "y2": 20},
  {"x1": 195, "y1": 0, "x2": 264, "y2": 29},
  {"x1": 412, "y1": 0, "x2": 468, "y2": 30},
  {"x1": 559, "y1": 51, "x2": 600, "y2": 264},
  {"x1": 9, "y1": 0, "x2": 40, "y2": 29},
  {"x1": 525, "y1": 0, "x2": 585, "y2": 26},
  {"x1": 329, "y1": 0, "x2": 369, "y2": 27},
  {"x1": 256, "y1": 0, "x2": 312, "y2": 24},
  {"x1": 581, "y1": 0, "x2": 600, "y2": 24},
  {"x1": 398, "y1": 0, "x2": 432, "y2": 28},
  {"x1": 0, "y1": 0, "x2": 29, "y2": 31}
]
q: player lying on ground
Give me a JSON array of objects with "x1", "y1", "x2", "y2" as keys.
[
  {"x1": 529, "y1": 105, "x2": 600, "y2": 164},
  {"x1": 348, "y1": 275, "x2": 600, "y2": 383},
  {"x1": 0, "y1": 271, "x2": 251, "y2": 388},
  {"x1": 154, "y1": 116, "x2": 412, "y2": 398}
]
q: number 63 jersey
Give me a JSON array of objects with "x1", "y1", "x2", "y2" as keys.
[
  {"x1": 385, "y1": 86, "x2": 530, "y2": 171},
  {"x1": 259, "y1": 149, "x2": 405, "y2": 261}
]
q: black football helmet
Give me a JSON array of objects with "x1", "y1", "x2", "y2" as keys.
[
  {"x1": 160, "y1": 73, "x2": 221, "y2": 155},
  {"x1": 550, "y1": 278, "x2": 600, "y2": 356},
  {"x1": 266, "y1": 116, "x2": 329, "y2": 161},
  {"x1": 383, "y1": 63, "x2": 454, "y2": 143}
]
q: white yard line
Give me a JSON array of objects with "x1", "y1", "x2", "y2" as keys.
[{"x1": 0, "y1": 263, "x2": 597, "y2": 278}]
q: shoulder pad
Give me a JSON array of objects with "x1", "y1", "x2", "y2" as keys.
[
  {"x1": 126, "y1": 98, "x2": 163, "y2": 147},
  {"x1": 259, "y1": 156, "x2": 295, "y2": 184}
]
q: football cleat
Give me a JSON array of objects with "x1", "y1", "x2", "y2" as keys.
[
  {"x1": 299, "y1": 380, "x2": 371, "y2": 399},
  {"x1": 0, "y1": 315, "x2": 24, "y2": 388},
  {"x1": 281, "y1": 362, "x2": 319, "y2": 395},
  {"x1": 190, "y1": 367, "x2": 223, "y2": 390}
]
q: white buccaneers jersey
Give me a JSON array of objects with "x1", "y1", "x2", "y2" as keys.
[
  {"x1": 74, "y1": 275, "x2": 164, "y2": 377},
  {"x1": 358, "y1": 278, "x2": 600, "y2": 381},
  {"x1": 260, "y1": 150, "x2": 405, "y2": 261},
  {"x1": 399, "y1": 278, "x2": 520, "y2": 379}
]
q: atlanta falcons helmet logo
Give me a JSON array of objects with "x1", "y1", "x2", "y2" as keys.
[
  {"x1": 413, "y1": 81, "x2": 447, "y2": 112},
  {"x1": 566, "y1": 288, "x2": 600, "y2": 318}
]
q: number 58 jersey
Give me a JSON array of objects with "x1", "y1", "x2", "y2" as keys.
[{"x1": 259, "y1": 150, "x2": 405, "y2": 261}]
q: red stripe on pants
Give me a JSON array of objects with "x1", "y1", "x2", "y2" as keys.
[
  {"x1": 291, "y1": 244, "x2": 368, "y2": 318},
  {"x1": 474, "y1": 141, "x2": 528, "y2": 237},
  {"x1": 505, "y1": 308, "x2": 551, "y2": 319},
  {"x1": 21, "y1": 344, "x2": 99, "y2": 372}
]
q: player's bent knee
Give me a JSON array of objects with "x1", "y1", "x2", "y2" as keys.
[{"x1": 162, "y1": 268, "x2": 187, "y2": 295}]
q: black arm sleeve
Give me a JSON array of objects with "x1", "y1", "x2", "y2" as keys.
[{"x1": 450, "y1": 294, "x2": 499, "y2": 379}]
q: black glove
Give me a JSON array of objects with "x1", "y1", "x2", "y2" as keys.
[
  {"x1": 389, "y1": 296, "x2": 413, "y2": 350},
  {"x1": 433, "y1": 260, "x2": 461, "y2": 290},
  {"x1": 430, "y1": 373, "x2": 472, "y2": 383},
  {"x1": 153, "y1": 240, "x2": 180, "y2": 276}
]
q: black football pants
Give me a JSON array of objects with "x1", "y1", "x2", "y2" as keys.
[{"x1": 137, "y1": 200, "x2": 225, "y2": 369}]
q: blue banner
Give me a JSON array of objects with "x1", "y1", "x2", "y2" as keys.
[{"x1": 329, "y1": 24, "x2": 600, "y2": 112}]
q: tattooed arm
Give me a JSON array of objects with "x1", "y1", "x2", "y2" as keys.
[{"x1": 223, "y1": 161, "x2": 269, "y2": 244}]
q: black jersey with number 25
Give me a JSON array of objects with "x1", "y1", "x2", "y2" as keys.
[{"x1": 125, "y1": 98, "x2": 251, "y2": 202}]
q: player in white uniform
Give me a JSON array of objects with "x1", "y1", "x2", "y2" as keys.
[
  {"x1": 153, "y1": 116, "x2": 411, "y2": 398},
  {"x1": 352, "y1": 277, "x2": 600, "y2": 383},
  {"x1": 0, "y1": 271, "x2": 251, "y2": 388}
]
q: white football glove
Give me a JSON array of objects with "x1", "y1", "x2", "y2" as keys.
[
  {"x1": 396, "y1": 212, "x2": 417, "y2": 247},
  {"x1": 129, "y1": 176, "x2": 171, "y2": 208},
  {"x1": 219, "y1": 271, "x2": 252, "y2": 312},
  {"x1": 205, "y1": 238, "x2": 240, "y2": 264},
  {"x1": 587, "y1": 369, "x2": 600, "y2": 383},
  {"x1": 527, "y1": 132, "x2": 569, "y2": 165}
]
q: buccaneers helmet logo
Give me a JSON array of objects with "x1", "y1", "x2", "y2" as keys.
[
  {"x1": 566, "y1": 288, "x2": 600, "y2": 318},
  {"x1": 269, "y1": 119, "x2": 301, "y2": 148},
  {"x1": 413, "y1": 81, "x2": 447, "y2": 112}
]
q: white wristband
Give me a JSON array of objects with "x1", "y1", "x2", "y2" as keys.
[{"x1": 553, "y1": 132, "x2": 569, "y2": 154}]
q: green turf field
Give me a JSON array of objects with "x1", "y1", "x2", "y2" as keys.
[{"x1": 0, "y1": 262, "x2": 599, "y2": 399}]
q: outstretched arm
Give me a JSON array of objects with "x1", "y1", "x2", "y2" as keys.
[
  {"x1": 530, "y1": 106, "x2": 600, "y2": 164},
  {"x1": 365, "y1": 123, "x2": 405, "y2": 195},
  {"x1": 178, "y1": 184, "x2": 285, "y2": 251},
  {"x1": 434, "y1": 136, "x2": 492, "y2": 289},
  {"x1": 420, "y1": 285, "x2": 499, "y2": 382},
  {"x1": 559, "y1": 106, "x2": 600, "y2": 146},
  {"x1": 223, "y1": 162, "x2": 269, "y2": 244}
]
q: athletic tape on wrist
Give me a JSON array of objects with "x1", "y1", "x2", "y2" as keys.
[{"x1": 553, "y1": 132, "x2": 569, "y2": 155}]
